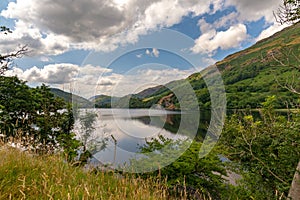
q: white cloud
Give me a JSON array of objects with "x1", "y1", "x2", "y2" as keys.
[
  {"x1": 0, "y1": 20, "x2": 70, "y2": 55},
  {"x1": 213, "y1": 12, "x2": 239, "y2": 29},
  {"x1": 136, "y1": 54, "x2": 143, "y2": 58},
  {"x1": 0, "y1": 0, "x2": 286, "y2": 69},
  {"x1": 77, "y1": 64, "x2": 112, "y2": 76},
  {"x1": 98, "y1": 78, "x2": 115, "y2": 86},
  {"x1": 109, "y1": 68, "x2": 196, "y2": 97},
  {"x1": 0, "y1": 0, "x2": 220, "y2": 55},
  {"x1": 192, "y1": 24, "x2": 248, "y2": 54},
  {"x1": 152, "y1": 48, "x2": 160, "y2": 57},
  {"x1": 7, "y1": 63, "x2": 79, "y2": 84},
  {"x1": 225, "y1": 0, "x2": 282, "y2": 22},
  {"x1": 6, "y1": 60, "x2": 195, "y2": 98},
  {"x1": 145, "y1": 48, "x2": 160, "y2": 57},
  {"x1": 40, "y1": 56, "x2": 52, "y2": 62},
  {"x1": 193, "y1": 12, "x2": 248, "y2": 55},
  {"x1": 256, "y1": 24, "x2": 288, "y2": 41},
  {"x1": 198, "y1": 12, "x2": 240, "y2": 34},
  {"x1": 6, "y1": 63, "x2": 111, "y2": 84},
  {"x1": 6, "y1": 62, "x2": 196, "y2": 98},
  {"x1": 6, "y1": 63, "x2": 115, "y2": 98},
  {"x1": 198, "y1": 18, "x2": 213, "y2": 33},
  {"x1": 190, "y1": 0, "x2": 284, "y2": 57},
  {"x1": 145, "y1": 49, "x2": 151, "y2": 55}
]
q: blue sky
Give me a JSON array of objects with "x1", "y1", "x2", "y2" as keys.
[{"x1": 0, "y1": 0, "x2": 288, "y2": 98}]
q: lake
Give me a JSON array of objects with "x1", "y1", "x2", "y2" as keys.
[{"x1": 74, "y1": 108, "x2": 211, "y2": 169}]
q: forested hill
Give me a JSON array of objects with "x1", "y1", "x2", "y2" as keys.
[
  {"x1": 192, "y1": 22, "x2": 300, "y2": 109},
  {"x1": 50, "y1": 88, "x2": 92, "y2": 108},
  {"x1": 125, "y1": 22, "x2": 300, "y2": 109}
]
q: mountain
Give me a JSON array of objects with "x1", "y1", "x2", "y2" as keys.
[
  {"x1": 92, "y1": 23, "x2": 300, "y2": 109},
  {"x1": 89, "y1": 94, "x2": 120, "y2": 108},
  {"x1": 135, "y1": 85, "x2": 165, "y2": 98},
  {"x1": 208, "y1": 22, "x2": 300, "y2": 108},
  {"x1": 131, "y1": 22, "x2": 300, "y2": 109},
  {"x1": 50, "y1": 88, "x2": 93, "y2": 108}
]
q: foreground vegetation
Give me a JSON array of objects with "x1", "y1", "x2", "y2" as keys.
[
  {"x1": 1, "y1": 101, "x2": 299, "y2": 199},
  {"x1": 0, "y1": 147, "x2": 172, "y2": 200},
  {"x1": 123, "y1": 96, "x2": 300, "y2": 199},
  {"x1": 0, "y1": 1, "x2": 299, "y2": 199}
]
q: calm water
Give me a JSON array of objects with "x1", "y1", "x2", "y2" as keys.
[{"x1": 74, "y1": 109, "x2": 211, "y2": 166}]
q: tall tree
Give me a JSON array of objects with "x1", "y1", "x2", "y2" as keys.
[
  {"x1": 275, "y1": 2, "x2": 300, "y2": 198},
  {"x1": 276, "y1": 0, "x2": 300, "y2": 24}
]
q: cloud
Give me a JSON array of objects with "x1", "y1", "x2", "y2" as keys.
[
  {"x1": 8, "y1": 63, "x2": 79, "y2": 84},
  {"x1": 6, "y1": 63, "x2": 116, "y2": 97},
  {"x1": 109, "y1": 68, "x2": 196, "y2": 96},
  {"x1": 198, "y1": 12, "x2": 240, "y2": 34},
  {"x1": 0, "y1": 0, "x2": 220, "y2": 55},
  {"x1": 145, "y1": 49, "x2": 151, "y2": 55},
  {"x1": 6, "y1": 63, "x2": 112, "y2": 84},
  {"x1": 192, "y1": 12, "x2": 248, "y2": 55},
  {"x1": 0, "y1": 21, "x2": 71, "y2": 56},
  {"x1": 40, "y1": 56, "x2": 52, "y2": 62},
  {"x1": 0, "y1": 0, "x2": 285, "y2": 64},
  {"x1": 145, "y1": 48, "x2": 160, "y2": 57},
  {"x1": 1, "y1": 0, "x2": 129, "y2": 42},
  {"x1": 225, "y1": 0, "x2": 282, "y2": 22},
  {"x1": 136, "y1": 54, "x2": 143, "y2": 58},
  {"x1": 192, "y1": 23, "x2": 248, "y2": 54},
  {"x1": 256, "y1": 24, "x2": 288, "y2": 41},
  {"x1": 152, "y1": 48, "x2": 160, "y2": 57},
  {"x1": 212, "y1": 12, "x2": 240, "y2": 29},
  {"x1": 97, "y1": 78, "x2": 115, "y2": 86},
  {"x1": 6, "y1": 63, "x2": 196, "y2": 98}
]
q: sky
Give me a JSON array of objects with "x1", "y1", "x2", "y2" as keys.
[{"x1": 0, "y1": 0, "x2": 289, "y2": 98}]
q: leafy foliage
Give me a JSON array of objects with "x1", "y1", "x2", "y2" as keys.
[
  {"x1": 129, "y1": 137, "x2": 230, "y2": 199},
  {"x1": 220, "y1": 96, "x2": 300, "y2": 198},
  {"x1": 0, "y1": 76, "x2": 79, "y2": 159}
]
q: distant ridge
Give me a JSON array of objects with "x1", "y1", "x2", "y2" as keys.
[{"x1": 50, "y1": 88, "x2": 93, "y2": 108}]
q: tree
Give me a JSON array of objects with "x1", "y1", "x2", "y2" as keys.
[
  {"x1": 220, "y1": 96, "x2": 300, "y2": 199},
  {"x1": 128, "y1": 136, "x2": 232, "y2": 199},
  {"x1": 0, "y1": 46, "x2": 28, "y2": 75},
  {"x1": 0, "y1": 76, "x2": 35, "y2": 139},
  {"x1": 72, "y1": 109, "x2": 110, "y2": 165},
  {"x1": 0, "y1": 26, "x2": 28, "y2": 75},
  {"x1": 0, "y1": 76, "x2": 79, "y2": 157},
  {"x1": 275, "y1": 0, "x2": 300, "y2": 24},
  {"x1": 274, "y1": 4, "x2": 300, "y2": 197}
]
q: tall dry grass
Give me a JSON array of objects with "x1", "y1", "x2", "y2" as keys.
[{"x1": 0, "y1": 147, "x2": 184, "y2": 200}]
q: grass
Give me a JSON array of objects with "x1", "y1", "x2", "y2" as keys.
[
  {"x1": 142, "y1": 97, "x2": 154, "y2": 102},
  {"x1": 0, "y1": 147, "x2": 178, "y2": 200}
]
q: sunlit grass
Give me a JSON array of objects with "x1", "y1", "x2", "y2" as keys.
[
  {"x1": 142, "y1": 97, "x2": 154, "y2": 102},
  {"x1": 0, "y1": 147, "x2": 177, "y2": 200}
]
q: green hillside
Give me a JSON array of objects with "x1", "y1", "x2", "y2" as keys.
[
  {"x1": 126, "y1": 23, "x2": 300, "y2": 109},
  {"x1": 90, "y1": 94, "x2": 119, "y2": 108},
  {"x1": 50, "y1": 88, "x2": 93, "y2": 108}
]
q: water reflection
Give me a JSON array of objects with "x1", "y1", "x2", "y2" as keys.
[{"x1": 74, "y1": 109, "x2": 210, "y2": 166}]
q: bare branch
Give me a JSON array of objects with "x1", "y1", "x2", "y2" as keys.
[{"x1": 0, "y1": 45, "x2": 29, "y2": 75}]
